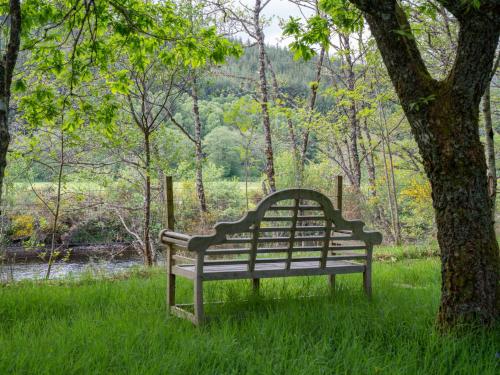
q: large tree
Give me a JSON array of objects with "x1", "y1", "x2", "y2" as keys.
[
  {"x1": 287, "y1": 0, "x2": 499, "y2": 327},
  {"x1": 0, "y1": 0, "x2": 21, "y2": 207},
  {"x1": 345, "y1": 0, "x2": 499, "y2": 327}
]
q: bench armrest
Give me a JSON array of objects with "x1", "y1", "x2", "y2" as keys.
[{"x1": 159, "y1": 230, "x2": 192, "y2": 249}]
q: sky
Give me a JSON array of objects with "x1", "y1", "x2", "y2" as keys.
[{"x1": 239, "y1": 0, "x2": 314, "y2": 46}]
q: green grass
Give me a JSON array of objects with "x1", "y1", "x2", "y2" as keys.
[
  {"x1": 1, "y1": 259, "x2": 498, "y2": 374},
  {"x1": 374, "y1": 242, "x2": 440, "y2": 260}
]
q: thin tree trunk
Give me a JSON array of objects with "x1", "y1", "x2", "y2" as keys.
[
  {"x1": 377, "y1": 94, "x2": 401, "y2": 244},
  {"x1": 385, "y1": 133, "x2": 402, "y2": 245},
  {"x1": 361, "y1": 120, "x2": 377, "y2": 198},
  {"x1": 266, "y1": 53, "x2": 300, "y2": 182},
  {"x1": 360, "y1": 118, "x2": 387, "y2": 227},
  {"x1": 154, "y1": 143, "x2": 167, "y2": 224},
  {"x1": 381, "y1": 137, "x2": 398, "y2": 244},
  {"x1": 0, "y1": 106, "x2": 10, "y2": 211},
  {"x1": 341, "y1": 34, "x2": 361, "y2": 189},
  {"x1": 0, "y1": 0, "x2": 21, "y2": 209},
  {"x1": 191, "y1": 76, "x2": 208, "y2": 212},
  {"x1": 143, "y1": 130, "x2": 153, "y2": 266},
  {"x1": 300, "y1": 47, "x2": 325, "y2": 178},
  {"x1": 243, "y1": 125, "x2": 256, "y2": 210},
  {"x1": 254, "y1": 0, "x2": 276, "y2": 192},
  {"x1": 46, "y1": 132, "x2": 65, "y2": 280}
]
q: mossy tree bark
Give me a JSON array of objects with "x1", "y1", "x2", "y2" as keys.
[
  {"x1": 348, "y1": 0, "x2": 500, "y2": 327},
  {"x1": 0, "y1": 0, "x2": 21, "y2": 208}
]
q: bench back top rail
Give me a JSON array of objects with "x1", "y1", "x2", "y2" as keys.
[{"x1": 160, "y1": 189, "x2": 382, "y2": 273}]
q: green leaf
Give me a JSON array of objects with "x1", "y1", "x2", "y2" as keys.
[{"x1": 13, "y1": 79, "x2": 27, "y2": 93}]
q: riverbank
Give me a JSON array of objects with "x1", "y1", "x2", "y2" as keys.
[
  {"x1": 1, "y1": 258, "x2": 498, "y2": 374},
  {"x1": 1, "y1": 243, "x2": 137, "y2": 263}
]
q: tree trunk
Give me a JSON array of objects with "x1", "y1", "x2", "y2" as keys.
[
  {"x1": 46, "y1": 131, "x2": 65, "y2": 280},
  {"x1": 143, "y1": 131, "x2": 153, "y2": 266},
  {"x1": 482, "y1": 81, "x2": 496, "y2": 221},
  {"x1": 360, "y1": 118, "x2": 387, "y2": 228},
  {"x1": 383, "y1": 134, "x2": 402, "y2": 245},
  {"x1": 254, "y1": 0, "x2": 276, "y2": 192},
  {"x1": 381, "y1": 137, "x2": 396, "y2": 243},
  {"x1": 348, "y1": 0, "x2": 500, "y2": 327},
  {"x1": 191, "y1": 76, "x2": 208, "y2": 212},
  {"x1": 0, "y1": 0, "x2": 22, "y2": 208},
  {"x1": 341, "y1": 34, "x2": 361, "y2": 189},
  {"x1": 300, "y1": 47, "x2": 325, "y2": 179},
  {"x1": 361, "y1": 120, "x2": 377, "y2": 198},
  {"x1": 0, "y1": 108, "x2": 10, "y2": 209},
  {"x1": 265, "y1": 53, "x2": 300, "y2": 183},
  {"x1": 420, "y1": 98, "x2": 499, "y2": 327}
]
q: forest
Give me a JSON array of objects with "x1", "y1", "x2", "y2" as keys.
[
  {"x1": 3, "y1": 1, "x2": 496, "y2": 258},
  {"x1": 0, "y1": 0, "x2": 499, "y2": 373}
]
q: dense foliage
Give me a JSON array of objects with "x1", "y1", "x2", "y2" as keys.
[{"x1": 0, "y1": 0, "x2": 498, "y2": 327}]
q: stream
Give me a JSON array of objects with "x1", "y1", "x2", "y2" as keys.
[{"x1": 0, "y1": 259, "x2": 149, "y2": 282}]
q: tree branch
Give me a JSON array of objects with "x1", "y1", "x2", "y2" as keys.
[
  {"x1": 349, "y1": 0, "x2": 437, "y2": 105},
  {"x1": 446, "y1": 14, "x2": 500, "y2": 105},
  {"x1": 3, "y1": 0, "x2": 22, "y2": 99}
]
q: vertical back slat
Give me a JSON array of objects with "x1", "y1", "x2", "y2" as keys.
[
  {"x1": 248, "y1": 224, "x2": 260, "y2": 272},
  {"x1": 286, "y1": 198, "x2": 300, "y2": 270},
  {"x1": 336, "y1": 175, "x2": 343, "y2": 211},
  {"x1": 320, "y1": 218, "x2": 333, "y2": 269}
]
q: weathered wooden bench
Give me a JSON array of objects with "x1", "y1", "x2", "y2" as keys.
[{"x1": 159, "y1": 188, "x2": 382, "y2": 325}]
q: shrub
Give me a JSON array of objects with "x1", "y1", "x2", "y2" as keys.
[{"x1": 10, "y1": 215, "x2": 35, "y2": 240}]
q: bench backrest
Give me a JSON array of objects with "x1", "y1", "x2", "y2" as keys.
[{"x1": 187, "y1": 189, "x2": 382, "y2": 271}]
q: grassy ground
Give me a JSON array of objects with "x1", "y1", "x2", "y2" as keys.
[{"x1": 0, "y1": 259, "x2": 498, "y2": 375}]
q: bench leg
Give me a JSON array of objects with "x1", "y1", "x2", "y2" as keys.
[
  {"x1": 167, "y1": 274, "x2": 176, "y2": 313},
  {"x1": 363, "y1": 268, "x2": 372, "y2": 298},
  {"x1": 194, "y1": 277, "x2": 204, "y2": 325},
  {"x1": 252, "y1": 278, "x2": 260, "y2": 293},
  {"x1": 328, "y1": 274, "x2": 336, "y2": 292}
]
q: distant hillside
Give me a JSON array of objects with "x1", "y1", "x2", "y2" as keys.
[{"x1": 202, "y1": 43, "x2": 321, "y2": 100}]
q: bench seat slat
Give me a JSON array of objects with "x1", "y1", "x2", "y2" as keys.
[
  {"x1": 203, "y1": 254, "x2": 367, "y2": 266},
  {"x1": 173, "y1": 260, "x2": 365, "y2": 281}
]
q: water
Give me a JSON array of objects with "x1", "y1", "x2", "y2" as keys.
[{"x1": 0, "y1": 259, "x2": 146, "y2": 282}]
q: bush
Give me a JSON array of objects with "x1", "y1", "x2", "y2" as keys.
[{"x1": 10, "y1": 215, "x2": 35, "y2": 240}]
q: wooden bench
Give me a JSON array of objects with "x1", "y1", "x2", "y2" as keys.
[{"x1": 159, "y1": 188, "x2": 382, "y2": 325}]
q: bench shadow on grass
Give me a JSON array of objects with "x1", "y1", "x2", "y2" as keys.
[{"x1": 184, "y1": 276, "x2": 378, "y2": 328}]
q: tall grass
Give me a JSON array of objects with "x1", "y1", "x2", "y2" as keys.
[{"x1": 0, "y1": 259, "x2": 498, "y2": 374}]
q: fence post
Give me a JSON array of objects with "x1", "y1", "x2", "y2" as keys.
[
  {"x1": 164, "y1": 176, "x2": 176, "y2": 313},
  {"x1": 164, "y1": 176, "x2": 174, "y2": 230},
  {"x1": 336, "y1": 175, "x2": 343, "y2": 212}
]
